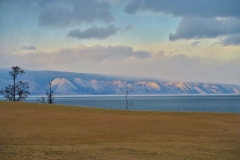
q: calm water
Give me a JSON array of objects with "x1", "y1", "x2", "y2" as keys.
[{"x1": 1, "y1": 95, "x2": 239, "y2": 113}]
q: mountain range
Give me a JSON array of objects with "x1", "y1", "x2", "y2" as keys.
[{"x1": 0, "y1": 68, "x2": 240, "y2": 95}]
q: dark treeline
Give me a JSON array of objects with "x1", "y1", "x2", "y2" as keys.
[{"x1": 0, "y1": 66, "x2": 55, "y2": 104}]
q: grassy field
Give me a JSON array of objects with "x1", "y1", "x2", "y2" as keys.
[{"x1": 0, "y1": 101, "x2": 239, "y2": 160}]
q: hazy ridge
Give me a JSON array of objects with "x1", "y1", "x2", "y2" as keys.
[{"x1": 0, "y1": 69, "x2": 240, "y2": 95}]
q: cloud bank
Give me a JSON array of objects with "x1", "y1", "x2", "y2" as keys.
[
  {"x1": 125, "y1": 0, "x2": 240, "y2": 17},
  {"x1": 0, "y1": 45, "x2": 239, "y2": 85},
  {"x1": 125, "y1": 0, "x2": 240, "y2": 46}
]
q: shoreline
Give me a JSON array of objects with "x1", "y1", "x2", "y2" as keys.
[
  {"x1": 1, "y1": 93, "x2": 240, "y2": 98},
  {"x1": 0, "y1": 99, "x2": 239, "y2": 114}
]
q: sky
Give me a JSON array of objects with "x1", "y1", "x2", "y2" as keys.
[{"x1": 0, "y1": 0, "x2": 240, "y2": 85}]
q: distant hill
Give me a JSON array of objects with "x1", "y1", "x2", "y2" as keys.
[{"x1": 0, "y1": 68, "x2": 240, "y2": 95}]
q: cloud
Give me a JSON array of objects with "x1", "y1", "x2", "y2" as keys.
[
  {"x1": 169, "y1": 18, "x2": 240, "y2": 41},
  {"x1": 117, "y1": 25, "x2": 132, "y2": 33},
  {"x1": 54, "y1": 45, "x2": 151, "y2": 61},
  {"x1": 20, "y1": 46, "x2": 36, "y2": 50},
  {"x1": 68, "y1": 25, "x2": 118, "y2": 39},
  {"x1": 125, "y1": 0, "x2": 240, "y2": 18},
  {"x1": 219, "y1": 34, "x2": 240, "y2": 46},
  {"x1": 39, "y1": 0, "x2": 113, "y2": 27},
  {"x1": 0, "y1": 45, "x2": 152, "y2": 70},
  {"x1": 124, "y1": 25, "x2": 132, "y2": 30},
  {"x1": 191, "y1": 41, "x2": 201, "y2": 47},
  {"x1": 125, "y1": 0, "x2": 240, "y2": 46},
  {"x1": 4, "y1": 45, "x2": 151, "y2": 66}
]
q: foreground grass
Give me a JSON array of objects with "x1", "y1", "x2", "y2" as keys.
[{"x1": 0, "y1": 101, "x2": 239, "y2": 160}]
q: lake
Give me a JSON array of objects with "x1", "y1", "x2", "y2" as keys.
[{"x1": 1, "y1": 95, "x2": 239, "y2": 113}]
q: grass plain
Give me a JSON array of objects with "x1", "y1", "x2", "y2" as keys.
[{"x1": 0, "y1": 101, "x2": 239, "y2": 160}]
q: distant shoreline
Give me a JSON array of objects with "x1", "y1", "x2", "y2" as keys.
[
  {"x1": 1, "y1": 93, "x2": 240, "y2": 98},
  {"x1": 0, "y1": 94, "x2": 239, "y2": 113}
]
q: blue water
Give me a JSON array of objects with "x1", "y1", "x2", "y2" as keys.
[{"x1": 1, "y1": 95, "x2": 239, "y2": 113}]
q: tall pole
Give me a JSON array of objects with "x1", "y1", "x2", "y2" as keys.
[
  {"x1": 126, "y1": 90, "x2": 128, "y2": 110},
  {"x1": 13, "y1": 75, "x2": 16, "y2": 101}
]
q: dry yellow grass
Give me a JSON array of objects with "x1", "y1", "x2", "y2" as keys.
[{"x1": 0, "y1": 101, "x2": 239, "y2": 160}]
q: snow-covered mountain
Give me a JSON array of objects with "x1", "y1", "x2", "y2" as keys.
[{"x1": 0, "y1": 69, "x2": 240, "y2": 95}]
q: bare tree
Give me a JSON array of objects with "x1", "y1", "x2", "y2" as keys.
[
  {"x1": 37, "y1": 80, "x2": 55, "y2": 104},
  {"x1": 1, "y1": 66, "x2": 30, "y2": 101},
  {"x1": 46, "y1": 80, "x2": 55, "y2": 104},
  {"x1": 125, "y1": 86, "x2": 134, "y2": 110},
  {"x1": 37, "y1": 97, "x2": 45, "y2": 103},
  {"x1": 16, "y1": 81, "x2": 30, "y2": 102}
]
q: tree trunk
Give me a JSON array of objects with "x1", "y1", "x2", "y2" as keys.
[{"x1": 13, "y1": 76, "x2": 16, "y2": 101}]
